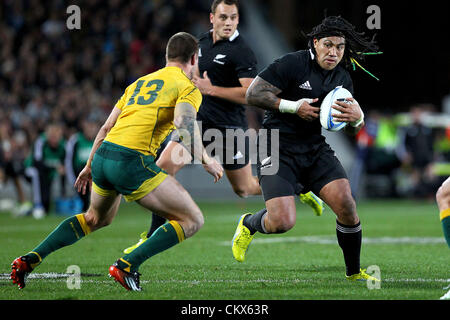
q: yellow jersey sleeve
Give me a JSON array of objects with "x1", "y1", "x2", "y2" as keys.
[{"x1": 176, "y1": 82, "x2": 202, "y2": 112}]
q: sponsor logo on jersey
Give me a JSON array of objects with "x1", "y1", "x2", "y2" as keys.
[
  {"x1": 299, "y1": 80, "x2": 312, "y2": 90},
  {"x1": 213, "y1": 54, "x2": 227, "y2": 65}
]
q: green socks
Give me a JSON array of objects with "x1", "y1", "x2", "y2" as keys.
[
  {"x1": 24, "y1": 215, "x2": 185, "y2": 274},
  {"x1": 25, "y1": 214, "x2": 91, "y2": 265},
  {"x1": 440, "y1": 209, "x2": 450, "y2": 248},
  {"x1": 118, "y1": 221, "x2": 185, "y2": 272}
]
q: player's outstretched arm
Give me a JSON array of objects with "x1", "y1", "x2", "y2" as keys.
[
  {"x1": 75, "y1": 106, "x2": 122, "y2": 194},
  {"x1": 174, "y1": 102, "x2": 223, "y2": 182},
  {"x1": 192, "y1": 71, "x2": 251, "y2": 105}
]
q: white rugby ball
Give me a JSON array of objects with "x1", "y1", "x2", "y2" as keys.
[{"x1": 320, "y1": 86, "x2": 352, "y2": 131}]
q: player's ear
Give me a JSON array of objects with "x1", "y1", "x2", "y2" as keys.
[
  {"x1": 190, "y1": 53, "x2": 197, "y2": 66},
  {"x1": 313, "y1": 38, "x2": 319, "y2": 49},
  {"x1": 210, "y1": 12, "x2": 214, "y2": 24}
]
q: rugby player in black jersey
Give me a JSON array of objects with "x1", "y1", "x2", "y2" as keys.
[
  {"x1": 232, "y1": 16, "x2": 381, "y2": 282},
  {"x1": 124, "y1": 0, "x2": 324, "y2": 254}
]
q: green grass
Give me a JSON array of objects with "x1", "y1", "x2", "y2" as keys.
[{"x1": 0, "y1": 199, "x2": 448, "y2": 301}]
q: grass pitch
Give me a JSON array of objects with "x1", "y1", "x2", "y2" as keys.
[{"x1": 0, "y1": 198, "x2": 448, "y2": 302}]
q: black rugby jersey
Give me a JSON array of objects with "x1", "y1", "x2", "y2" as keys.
[
  {"x1": 258, "y1": 49, "x2": 354, "y2": 151},
  {"x1": 196, "y1": 30, "x2": 257, "y2": 129}
]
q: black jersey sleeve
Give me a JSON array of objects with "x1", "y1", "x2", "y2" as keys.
[
  {"x1": 343, "y1": 71, "x2": 354, "y2": 95},
  {"x1": 258, "y1": 52, "x2": 306, "y2": 92},
  {"x1": 234, "y1": 44, "x2": 258, "y2": 79}
]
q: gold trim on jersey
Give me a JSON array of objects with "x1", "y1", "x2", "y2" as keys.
[
  {"x1": 123, "y1": 171, "x2": 168, "y2": 202},
  {"x1": 92, "y1": 181, "x2": 117, "y2": 198}
]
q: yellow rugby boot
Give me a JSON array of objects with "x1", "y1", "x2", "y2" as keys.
[
  {"x1": 299, "y1": 191, "x2": 324, "y2": 216},
  {"x1": 346, "y1": 268, "x2": 380, "y2": 282},
  {"x1": 123, "y1": 231, "x2": 148, "y2": 254},
  {"x1": 232, "y1": 213, "x2": 254, "y2": 262}
]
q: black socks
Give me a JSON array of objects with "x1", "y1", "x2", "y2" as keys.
[
  {"x1": 336, "y1": 220, "x2": 362, "y2": 276},
  {"x1": 243, "y1": 208, "x2": 268, "y2": 235}
]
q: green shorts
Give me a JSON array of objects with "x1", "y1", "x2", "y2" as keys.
[{"x1": 91, "y1": 141, "x2": 167, "y2": 202}]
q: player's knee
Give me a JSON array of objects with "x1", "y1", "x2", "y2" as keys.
[
  {"x1": 232, "y1": 182, "x2": 259, "y2": 198},
  {"x1": 84, "y1": 209, "x2": 112, "y2": 231},
  {"x1": 436, "y1": 184, "x2": 449, "y2": 203},
  {"x1": 334, "y1": 194, "x2": 358, "y2": 224},
  {"x1": 194, "y1": 213, "x2": 204, "y2": 232},
  {"x1": 232, "y1": 186, "x2": 249, "y2": 198},
  {"x1": 183, "y1": 209, "x2": 204, "y2": 238},
  {"x1": 267, "y1": 211, "x2": 296, "y2": 233}
]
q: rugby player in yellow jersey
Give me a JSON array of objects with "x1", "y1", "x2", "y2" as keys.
[{"x1": 10, "y1": 32, "x2": 223, "y2": 291}]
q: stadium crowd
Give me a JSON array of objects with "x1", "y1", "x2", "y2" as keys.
[
  {"x1": 0, "y1": 0, "x2": 210, "y2": 217},
  {"x1": 1, "y1": 0, "x2": 449, "y2": 218},
  {"x1": 350, "y1": 104, "x2": 450, "y2": 199}
]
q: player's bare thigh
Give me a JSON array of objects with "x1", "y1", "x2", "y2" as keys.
[
  {"x1": 319, "y1": 178, "x2": 359, "y2": 225},
  {"x1": 136, "y1": 175, "x2": 203, "y2": 238},
  {"x1": 436, "y1": 177, "x2": 450, "y2": 211},
  {"x1": 84, "y1": 190, "x2": 122, "y2": 232}
]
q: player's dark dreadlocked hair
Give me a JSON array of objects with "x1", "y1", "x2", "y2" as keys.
[{"x1": 307, "y1": 16, "x2": 382, "y2": 80}]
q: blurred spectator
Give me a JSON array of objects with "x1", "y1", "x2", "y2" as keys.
[
  {"x1": 363, "y1": 111, "x2": 404, "y2": 197},
  {"x1": 65, "y1": 118, "x2": 99, "y2": 212},
  {"x1": 400, "y1": 105, "x2": 436, "y2": 197},
  {"x1": 350, "y1": 104, "x2": 450, "y2": 199},
  {"x1": 433, "y1": 127, "x2": 450, "y2": 163},
  {"x1": 24, "y1": 122, "x2": 66, "y2": 219},
  {"x1": 0, "y1": 120, "x2": 32, "y2": 215},
  {"x1": 424, "y1": 126, "x2": 450, "y2": 196}
]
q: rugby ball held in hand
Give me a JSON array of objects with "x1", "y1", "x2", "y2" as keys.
[{"x1": 320, "y1": 86, "x2": 352, "y2": 131}]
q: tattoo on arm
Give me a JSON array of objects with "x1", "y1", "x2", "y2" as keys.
[
  {"x1": 245, "y1": 76, "x2": 282, "y2": 110},
  {"x1": 174, "y1": 102, "x2": 204, "y2": 162}
]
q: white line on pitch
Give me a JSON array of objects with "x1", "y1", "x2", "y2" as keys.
[
  {"x1": 1, "y1": 273, "x2": 449, "y2": 284},
  {"x1": 219, "y1": 236, "x2": 446, "y2": 246}
]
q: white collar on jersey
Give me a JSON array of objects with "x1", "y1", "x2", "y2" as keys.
[
  {"x1": 210, "y1": 29, "x2": 240, "y2": 42},
  {"x1": 229, "y1": 29, "x2": 239, "y2": 41},
  {"x1": 309, "y1": 48, "x2": 315, "y2": 60}
]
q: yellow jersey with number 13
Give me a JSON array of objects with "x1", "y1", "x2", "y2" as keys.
[{"x1": 105, "y1": 66, "x2": 202, "y2": 157}]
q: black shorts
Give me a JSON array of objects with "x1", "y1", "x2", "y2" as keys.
[
  {"x1": 1, "y1": 160, "x2": 24, "y2": 178},
  {"x1": 172, "y1": 121, "x2": 250, "y2": 171},
  {"x1": 257, "y1": 135, "x2": 347, "y2": 201}
]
